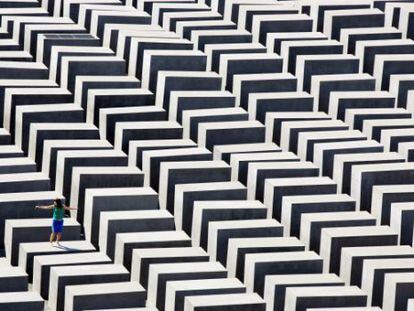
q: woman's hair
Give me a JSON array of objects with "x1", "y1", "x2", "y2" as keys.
[{"x1": 54, "y1": 198, "x2": 63, "y2": 208}]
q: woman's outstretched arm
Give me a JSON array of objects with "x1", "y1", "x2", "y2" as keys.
[
  {"x1": 35, "y1": 204, "x2": 54, "y2": 210},
  {"x1": 64, "y1": 205, "x2": 77, "y2": 211}
]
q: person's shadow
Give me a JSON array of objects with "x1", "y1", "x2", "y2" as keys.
[{"x1": 53, "y1": 244, "x2": 79, "y2": 251}]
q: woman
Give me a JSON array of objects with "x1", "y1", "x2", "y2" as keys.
[{"x1": 35, "y1": 198, "x2": 77, "y2": 245}]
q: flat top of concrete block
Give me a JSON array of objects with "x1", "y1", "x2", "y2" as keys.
[
  {"x1": 0, "y1": 172, "x2": 48, "y2": 182},
  {"x1": 346, "y1": 108, "x2": 409, "y2": 117},
  {"x1": 282, "y1": 40, "x2": 342, "y2": 50},
  {"x1": 307, "y1": 308, "x2": 381, "y2": 311},
  {"x1": 283, "y1": 118, "x2": 346, "y2": 128},
  {"x1": 19, "y1": 240, "x2": 95, "y2": 253},
  {"x1": 381, "y1": 128, "x2": 414, "y2": 137},
  {"x1": 191, "y1": 29, "x2": 251, "y2": 37},
  {"x1": 158, "y1": 71, "x2": 219, "y2": 79},
  {"x1": 209, "y1": 218, "x2": 281, "y2": 230},
  {"x1": 253, "y1": 13, "x2": 311, "y2": 22},
  {"x1": 335, "y1": 152, "x2": 403, "y2": 163},
  {"x1": 341, "y1": 26, "x2": 399, "y2": 35},
  {"x1": 234, "y1": 72, "x2": 295, "y2": 82},
  {"x1": 204, "y1": 42, "x2": 264, "y2": 52},
  {"x1": 231, "y1": 152, "x2": 296, "y2": 162},
  {"x1": 214, "y1": 142, "x2": 279, "y2": 154},
  {"x1": 117, "y1": 230, "x2": 189, "y2": 243},
  {"x1": 0, "y1": 191, "x2": 61, "y2": 202},
  {"x1": 383, "y1": 272, "x2": 414, "y2": 285},
  {"x1": 66, "y1": 281, "x2": 144, "y2": 295},
  {"x1": 100, "y1": 105, "x2": 164, "y2": 115},
  {"x1": 57, "y1": 149, "x2": 125, "y2": 158},
  {"x1": 161, "y1": 160, "x2": 228, "y2": 169},
  {"x1": 250, "y1": 161, "x2": 318, "y2": 170},
  {"x1": 75, "y1": 75, "x2": 139, "y2": 83},
  {"x1": 100, "y1": 209, "x2": 171, "y2": 221},
  {"x1": 144, "y1": 49, "x2": 205, "y2": 57},
  {"x1": 129, "y1": 139, "x2": 195, "y2": 148},
  {"x1": 182, "y1": 107, "x2": 245, "y2": 119},
  {"x1": 399, "y1": 141, "x2": 414, "y2": 149},
  {"x1": 341, "y1": 245, "x2": 414, "y2": 257},
  {"x1": 85, "y1": 308, "x2": 157, "y2": 311},
  {"x1": 0, "y1": 291, "x2": 43, "y2": 303},
  {"x1": 312, "y1": 73, "x2": 374, "y2": 86},
  {"x1": 0, "y1": 61, "x2": 47, "y2": 69},
  {"x1": 117, "y1": 121, "x2": 181, "y2": 130},
  {"x1": 325, "y1": 8, "x2": 382, "y2": 17},
  {"x1": 84, "y1": 187, "x2": 156, "y2": 197},
  {"x1": 43, "y1": 139, "x2": 110, "y2": 149},
  {"x1": 265, "y1": 176, "x2": 335, "y2": 187},
  {"x1": 8, "y1": 87, "x2": 70, "y2": 95},
  {"x1": 250, "y1": 91, "x2": 312, "y2": 100},
  {"x1": 0, "y1": 145, "x2": 23, "y2": 154},
  {"x1": 199, "y1": 120, "x2": 263, "y2": 130},
  {"x1": 167, "y1": 278, "x2": 244, "y2": 293},
  {"x1": 389, "y1": 73, "x2": 414, "y2": 83},
  {"x1": 29, "y1": 123, "x2": 97, "y2": 131},
  {"x1": 352, "y1": 161, "x2": 414, "y2": 173},
  {"x1": 34, "y1": 251, "x2": 110, "y2": 266},
  {"x1": 150, "y1": 261, "x2": 225, "y2": 274},
  {"x1": 321, "y1": 225, "x2": 396, "y2": 238},
  {"x1": 285, "y1": 285, "x2": 365, "y2": 297},
  {"x1": 314, "y1": 139, "x2": 381, "y2": 150},
  {"x1": 302, "y1": 211, "x2": 374, "y2": 222},
  {"x1": 331, "y1": 90, "x2": 394, "y2": 99},
  {"x1": 374, "y1": 54, "x2": 414, "y2": 63},
  {"x1": 0, "y1": 158, "x2": 35, "y2": 166},
  {"x1": 90, "y1": 88, "x2": 152, "y2": 96},
  {"x1": 0, "y1": 264, "x2": 27, "y2": 277},
  {"x1": 267, "y1": 32, "x2": 326, "y2": 39},
  {"x1": 221, "y1": 53, "x2": 282, "y2": 61},
  {"x1": 299, "y1": 55, "x2": 360, "y2": 64},
  {"x1": 282, "y1": 194, "x2": 354, "y2": 204},
  {"x1": 265, "y1": 273, "x2": 342, "y2": 285},
  {"x1": 194, "y1": 200, "x2": 264, "y2": 209},
  {"x1": 228, "y1": 236, "x2": 303, "y2": 249},
  {"x1": 390, "y1": 202, "x2": 414, "y2": 209},
  {"x1": 142, "y1": 147, "x2": 210, "y2": 159},
  {"x1": 175, "y1": 181, "x2": 245, "y2": 191},
  {"x1": 50, "y1": 263, "x2": 128, "y2": 276},
  {"x1": 0, "y1": 79, "x2": 55, "y2": 87},
  {"x1": 357, "y1": 39, "x2": 413, "y2": 49},
  {"x1": 266, "y1": 111, "x2": 328, "y2": 119},
  {"x1": 184, "y1": 293, "x2": 263, "y2": 306},
  {"x1": 132, "y1": 247, "x2": 206, "y2": 259},
  {"x1": 246, "y1": 250, "x2": 320, "y2": 263},
  {"x1": 72, "y1": 166, "x2": 143, "y2": 175}
]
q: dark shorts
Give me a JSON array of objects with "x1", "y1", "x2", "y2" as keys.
[{"x1": 52, "y1": 219, "x2": 64, "y2": 233}]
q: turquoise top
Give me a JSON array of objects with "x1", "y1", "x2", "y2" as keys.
[{"x1": 53, "y1": 206, "x2": 65, "y2": 220}]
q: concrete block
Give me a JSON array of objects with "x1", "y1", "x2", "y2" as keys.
[
  {"x1": 114, "y1": 231, "x2": 192, "y2": 270},
  {"x1": 48, "y1": 264, "x2": 129, "y2": 311},
  {"x1": 99, "y1": 209, "x2": 175, "y2": 259},
  {"x1": 264, "y1": 177, "x2": 337, "y2": 220},
  {"x1": 320, "y1": 226, "x2": 398, "y2": 274},
  {"x1": 244, "y1": 251, "x2": 323, "y2": 295},
  {"x1": 340, "y1": 245, "x2": 414, "y2": 286},
  {"x1": 184, "y1": 293, "x2": 265, "y2": 311},
  {"x1": 65, "y1": 282, "x2": 146, "y2": 311},
  {"x1": 4, "y1": 218, "x2": 81, "y2": 266},
  {"x1": 207, "y1": 219, "x2": 283, "y2": 264},
  {"x1": 32, "y1": 252, "x2": 111, "y2": 300}
]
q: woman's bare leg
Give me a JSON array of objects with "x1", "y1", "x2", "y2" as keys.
[
  {"x1": 50, "y1": 233, "x2": 55, "y2": 244},
  {"x1": 56, "y1": 233, "x2": 62, "y2": 245}
]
